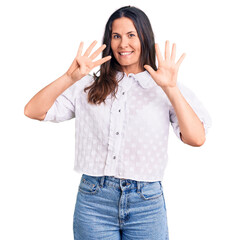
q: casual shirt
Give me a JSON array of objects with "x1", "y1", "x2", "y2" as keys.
[{"x1": 43, "y1": 70, "x2": 211, "y2": 181}]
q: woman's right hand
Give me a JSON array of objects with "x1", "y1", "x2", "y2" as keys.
[{"x1": 66, "y1": 40, "x2": 111, "y2": 82}]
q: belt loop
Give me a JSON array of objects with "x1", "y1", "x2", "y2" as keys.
[
  {"x1": 137, "y1": 181, "x2": 141, "y2": 193},
  {"x1": 100, "y1": 176, "x2": 105, "y2": 188}
]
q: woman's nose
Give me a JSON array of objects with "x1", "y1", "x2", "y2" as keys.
[{"x1": 119, "y1": 37, "x2": 129, "y2": 48}]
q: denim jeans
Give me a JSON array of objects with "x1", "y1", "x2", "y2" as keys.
[{"x1": 73, "y1": 174, "x2": 169, "y2": 240}]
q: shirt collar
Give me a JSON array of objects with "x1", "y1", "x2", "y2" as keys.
[{"x1": 117, "y1": 70, "x2": 157, "y2": 89}]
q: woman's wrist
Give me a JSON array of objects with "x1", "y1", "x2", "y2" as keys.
[{"x1": 162, "y1": 85, "x2": 180, "y2": 100}]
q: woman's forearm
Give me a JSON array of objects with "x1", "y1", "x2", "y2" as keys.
[
  {"x1": 163, "y1": 86, "x2": 205, "y2": 146},
  {"x1": 24, "y1": 73, "x2": 75, "y2": 120},
  {"x1": 24, "y1": 41, "x2": 111, "y2": 121}
]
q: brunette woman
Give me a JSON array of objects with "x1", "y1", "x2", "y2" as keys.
[{"x1": 24, "y1": 6, "x2": 211, "y2": 240}]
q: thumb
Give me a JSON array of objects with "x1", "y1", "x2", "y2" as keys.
[{"x1": 144, "y1": 65, "x2": 156, "y2": 76}]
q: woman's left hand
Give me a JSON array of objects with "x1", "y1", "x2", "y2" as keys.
[{"x1": 144, "y1": 40, "x2": 186, "y2": 90}]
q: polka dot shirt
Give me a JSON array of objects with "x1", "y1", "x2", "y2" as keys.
[{"x1": 43, "y1": 71, "x2": 211, "y2": 182}]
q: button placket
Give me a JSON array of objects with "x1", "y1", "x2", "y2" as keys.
[
  {"x1": 104, "y1": 75, "x2": 132, "y2": 176},
  {"x1": 105, "y1": 93, "x2": 125, "y2": 175},
  {"x1": 115, "y1": 79, "x2": 132, "y2": 178}
]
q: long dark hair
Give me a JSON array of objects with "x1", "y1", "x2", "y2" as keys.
[{"x1": 84, "y1": 6, "x2": 157, "y2": 104}]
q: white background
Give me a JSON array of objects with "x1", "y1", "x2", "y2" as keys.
[{"x1": 1, "y1": 0, "x2": 235, "y2": 239}]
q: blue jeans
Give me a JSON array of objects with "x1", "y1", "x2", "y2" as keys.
[{"x1": 73, "y1": 174, "x2": 169, "y2": 240}]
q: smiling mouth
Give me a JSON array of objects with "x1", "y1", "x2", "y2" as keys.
[{"x1": 119, "y1": 51, "x2": 134, "y2": 56}]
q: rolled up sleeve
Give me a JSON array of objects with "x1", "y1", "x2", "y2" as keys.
[
  {"x1": 43, "y1": 91, "x2": 75, "y2": 123},
  {"x1": 42, "y1": 75, "x2": 94, "y2": 123},
  {"x1": 169, "y1": 82, "x2": 212, "y2": 139}
]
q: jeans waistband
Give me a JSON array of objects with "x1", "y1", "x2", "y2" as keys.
[{"x1": 81, "y1": 174, "x2": 161, "y2": 193}]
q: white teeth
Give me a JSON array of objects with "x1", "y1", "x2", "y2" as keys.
[{"x1": 120, "y1": 52, "x2": 133, "y2": 55}]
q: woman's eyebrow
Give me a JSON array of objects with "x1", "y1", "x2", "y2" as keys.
[
  {"x1": 127, "y1": 31, "x2": 136, "y2": 34},
  {"x1": 112, "y1": 31, "x2": 137, "y2": 35}
]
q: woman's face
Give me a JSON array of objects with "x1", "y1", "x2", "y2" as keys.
[{"x1": 111, "y1": 17, "x2": 143, "y2": 75}]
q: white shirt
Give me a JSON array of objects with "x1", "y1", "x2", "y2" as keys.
[{"x1": 43, "y1": 70, "x2": 212, "y2": 182}]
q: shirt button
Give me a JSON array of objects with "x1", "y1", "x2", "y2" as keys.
[
  {"x1": 113, "y1": 156, "x2": 116, "y2": 159},
  {"x1": 122, "y1": 92, "x2": 125, "y2": 95},
  {"x1": 116, "y1": 132, "x2": 119, "y2": 135},
  {"x1": 118, "y1": 109, "x2": 121, "y2": 112}
]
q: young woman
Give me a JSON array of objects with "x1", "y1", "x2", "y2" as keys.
[{"x1": 24, "y1": 5, "x2": 211, "y2": 240}]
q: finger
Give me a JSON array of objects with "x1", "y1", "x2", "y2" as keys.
[
  {"x1": 84, "y1": 40, "x2": 97, "y2": 57},
  {"x1": 165, "y1": 40, "x2": 170, "y2": 60},
  {"x1": 144, "y1": 64, "x2": 156, "y2": 77},
  {"x1": 170, "y1": 43, "x2": 176, "y2": 62},
  {"x1": 176, "y1": 53, "x2": 186, "y2": 68},
  {"x1": 76, "y1": 42, "x2": 84, "y2": 57},
  {"x1": 93, "y1": 55, "x2": 111, "y2": 67},
  {"x1": 90, "y1": 44, "x2": 107, "y2": 60},
  {"x1": 155, "y1": 43, "x2": 163, "y2": 64}
]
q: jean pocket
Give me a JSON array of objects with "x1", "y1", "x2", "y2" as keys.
[
  {"x1": 139, "y1": 181, "x2": 163, "y2": 200},
  {"x1": 79, "y1": 175, "x2": 100, "y2": 195}
]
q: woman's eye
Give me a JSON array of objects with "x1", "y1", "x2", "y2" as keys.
[
  {"x1": 129, "y1": 34, "x2": 135, "y2": 37},
  {"x1": 113, "y1": 35, "x2": 120, "y2": 39}
]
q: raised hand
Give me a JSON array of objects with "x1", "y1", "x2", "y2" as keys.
[
  {"x1": 66, "y1": 40, "x2": 111, "y2": 82},
  {"x1": 144, "y1": 40, "x2": 186, "y2": 90}
]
